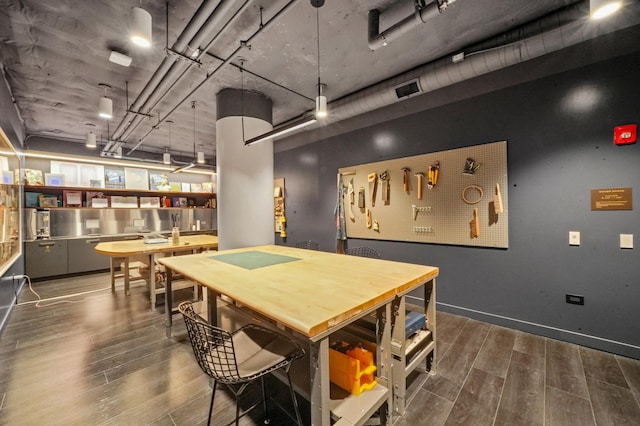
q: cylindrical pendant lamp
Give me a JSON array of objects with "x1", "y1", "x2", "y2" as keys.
[
  {"x1": 197, "y1": 151, "x2": 205, "y2": 164},
  {"x1": 315, "y1": 93, "x2": 327, "y2": 119},
  {"x1": 98, "y1": 96, "x2": 113, "y2": 119},
  {"x1": 131, "y1": 7, "x2": 152, "y2": 47},
  {"x1": 86, "y1": 131, "x2": 97, "y2": 148}
]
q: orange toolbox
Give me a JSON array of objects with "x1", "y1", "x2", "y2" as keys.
[{"x1": 329, "y1": 342, "x2": 377, "y2": 396}]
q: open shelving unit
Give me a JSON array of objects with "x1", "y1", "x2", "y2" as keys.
[
  {"x1": 340, "y1": 279, "x2": 437, "y2": 416},
  {"x1": 24, "y1": 185, "x2": 215, "y2": 208}
]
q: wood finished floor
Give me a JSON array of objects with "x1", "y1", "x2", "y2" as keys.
[{"x1": 1, "y1": 273, "x2": 639, "y2": 425}]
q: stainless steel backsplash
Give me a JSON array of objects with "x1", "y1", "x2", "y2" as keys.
[{"x1": 47, "y1": 208, "x2": 216, "y2": 238}]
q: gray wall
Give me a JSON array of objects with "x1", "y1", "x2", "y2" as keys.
[{"x1": 275, "y1": 46, "x2": 640, "y2": 357}]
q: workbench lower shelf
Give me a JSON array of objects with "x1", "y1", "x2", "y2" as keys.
[
  {"x1": 281, "y1": 354, "x2": 390, "y2": 426},
  {"x1": 330, "y1": 383, "x2": 390, "y2": 426}
]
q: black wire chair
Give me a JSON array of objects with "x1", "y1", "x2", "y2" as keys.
[
  {"x1": 344, "y1": 246, "x2": 381, "y2": 259},
  {"x1": 179, "y1": 301, "x2": 305, "y2": 426},
  {"x1": 295, "y1": 240, "x2": 319, "y2": 250}
]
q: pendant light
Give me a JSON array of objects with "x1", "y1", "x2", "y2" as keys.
[
  {"x1": 191, "y1": 101, "x2": 199, "y2": 163},
  {"x1": 316, "y1": 84, "x2": 327, "y2": 119},
  {"x1": 172, "y1": 104, "x2": 198, "y2": 173},
  {"x1": 98, "y1": 84, "x2": 113, "y2": 119},
  {"x1": 131, "y1": 6, "x2": 152, "y2": 47},
  {"x1": 85, "y1": 123, "x2": 97, "y2": 148},
  {"x1": 314, "y1": 6, "x2": 327, "y2": 119},
  {"x1": 590, "y1": 0, "x2": 622, "y2": 19},
  {"x1": 163, "y1": 120, "x2": 173, "y2": 164}
]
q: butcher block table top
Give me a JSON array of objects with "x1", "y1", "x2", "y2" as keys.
[
  {"x1": 95, "y1": 235, "x2": 218, "y2": 257},
  {"x1": 157, "y1": 244, "x2": 438, "y2": 340}
]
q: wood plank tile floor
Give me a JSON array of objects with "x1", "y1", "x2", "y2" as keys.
[{"x1": 1, "y1": 272, "x2": 639, "y2": 425}]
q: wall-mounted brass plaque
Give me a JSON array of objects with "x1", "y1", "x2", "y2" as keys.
[{"x1": 591, "y1": 187, "x2": 632, "y2": 211}]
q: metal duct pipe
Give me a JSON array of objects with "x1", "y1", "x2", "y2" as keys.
[
  {"x1": 332, "y1": 1, "x2": 638, "y2": 123},
  {"x1": 120, "y1": 1, "x2": 255, "y2": 152},
  {"x1": 368, "y1": 1, "x2": 443, "y2": 51},
  {"x1": 131, "y1": 0, "x2": 301, "y2": 149},
  {"x1": 118, "y1": 0, "x2": 247, "y2": 146},
  {"x1": 111, "y1": 0, "x2": 225, "y2": 141}
]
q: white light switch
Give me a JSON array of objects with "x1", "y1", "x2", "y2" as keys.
[
  {"x1": 569, "y1": 231, "x2": 580, "y2": 246},
  {"x1": 620, "y1": 234, "x2": 633, "y2": 249}
]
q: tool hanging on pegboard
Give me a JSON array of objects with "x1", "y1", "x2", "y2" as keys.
[
  {"x1": 346, "y1": 179, "x2": 355, "y2": 220},
  {"x1": 427, "y1": 161, "x2": 439, "y2": 189},
  {"x1": 379, "y1": 170, "x2": 389, "y2": 204},
  {"x1": 368, "y1": 172, "x2": 378, "y2": 207},
  {"x1": 402, "y1": 167, "x2": 411, "y2": 193},
  {"x1": 470, "y1": 208, "x2": 480, "y2": 238},
  {"x1": 415, "y1": 171, "x2": 425, "y2": 200}
]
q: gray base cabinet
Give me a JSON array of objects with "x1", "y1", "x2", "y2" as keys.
[
  {"x1": 25, "y1": 238, "x2": 113, "y2": 279},
  {"x1": 25, "y1": 240, "x2": 68, "y2": 279},
  {"x1": 68, "y1": 238, "x2": 111, "y2": 274}
]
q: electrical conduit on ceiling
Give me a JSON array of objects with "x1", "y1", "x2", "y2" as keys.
[
  {"x1": 123, "y1": 0, "x2": 253, "y2": 152},
  {"x1": 326, "y1": 0, "x2": 639, "y2": 125},
  {"x1": 110, "y1": 0, "x2": 234, "y2": 149},
  {"x1": 368, "y1": 0, "x2": 444, "y2": 51},
  {"x1": 129, "y1": 0, "x2": 300, "y2": 152},
  {"x1": 119, "y1": 0, "x2": 252, "y2": 149}
]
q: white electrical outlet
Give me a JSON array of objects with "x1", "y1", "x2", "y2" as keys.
[
  {"x1": 569, "y1": 231, "x2": 580, "y2": 246},
  {"x1": 620, "y1": 234, "x2": 633, "y2": 249}
]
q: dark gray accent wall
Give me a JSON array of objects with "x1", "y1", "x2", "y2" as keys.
[{"x1": 275, "y1": 49, "x2": 640, "y2": 358}]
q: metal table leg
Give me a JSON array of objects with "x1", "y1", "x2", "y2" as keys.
[
  {"x1": 309, "y1": 338, "x2": 330, "y2": 426},
  {"x1": 206, "y1": 287, "x2": 217, "y2": 326},
  {"x1": 165, "y1": 268, "x2": 173, "y2": 338},
  {"x1": 110, "y1": 257, "x2": 116, "y2": 292}
]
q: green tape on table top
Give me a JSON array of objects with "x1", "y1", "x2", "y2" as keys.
[{"x1": 209, "y1": 250, "x2": 301, "y2": 270}]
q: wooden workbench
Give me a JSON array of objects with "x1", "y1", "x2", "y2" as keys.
[
  {"x1": 95, "y1": 235, "x2": 218, "y2": 308},
  {"x1": 158, "y1": 244, "x2": 438, "y2": 425}
]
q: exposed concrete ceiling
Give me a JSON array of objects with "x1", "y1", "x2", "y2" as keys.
[{"x1": 0, "y1": 0, "x2": 634, "y2": 166}]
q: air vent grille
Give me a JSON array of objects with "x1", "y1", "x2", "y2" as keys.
[{"x1": 394, "y1": 79, "x2": 422, "y2": 99}]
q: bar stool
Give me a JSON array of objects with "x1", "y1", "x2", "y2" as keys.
[{"x1": 110, "y1": 255, "x2": 148, "y2": 296}]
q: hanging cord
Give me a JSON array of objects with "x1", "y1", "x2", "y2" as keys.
[
  {"x1": 166, "y1": 1, "x2": 170, "y2": 49},
  {"x1": 17, "y1": 275, "x2": 110, "y2": 308},
  {"x1": 316, "y1": 7, "x2": 321, "y2": 90},
  {"x1": 240, "y1": 60, "x2": 246, "y2": 143},
  {"x1": 168, "y1": 119, "x2": 172, "y2": 153},
  {"x1": 192, "y1": 101, "x2": 197, "y2": 159}
]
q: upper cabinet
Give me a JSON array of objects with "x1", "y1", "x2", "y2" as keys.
[{"x1": 0, "y1": 128, "x2": 21, "y2": 276}]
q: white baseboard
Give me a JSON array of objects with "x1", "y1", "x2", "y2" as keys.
[{"x1": 406, "y1": 295, "x2": 640, "y2": 359}]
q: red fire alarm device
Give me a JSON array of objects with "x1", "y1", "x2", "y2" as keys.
[{"x1": 614, "y1": 124, "x2": 636, "y2": 145}]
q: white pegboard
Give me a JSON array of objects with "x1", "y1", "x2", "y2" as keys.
[{"x1": 339, "y1": 141, "x2": 508, "y2": 248}]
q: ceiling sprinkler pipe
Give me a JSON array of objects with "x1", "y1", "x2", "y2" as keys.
[
  {"x1": 122, "y1": 0, "x2": 254, "y2": 152},
  {"x1": 368, "y1": 1, "x2": 441, "y2": 50},
  {"x1": 327, "y1": 0, "x2": 640, "y2": 127},
  {"x1": 112, "y1": 0, "x2": 223, "y2": 140}
]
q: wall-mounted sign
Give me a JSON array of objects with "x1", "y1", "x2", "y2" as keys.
[{"x1": 591, "y1": 187, "x2": 632, "y2": 211}]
